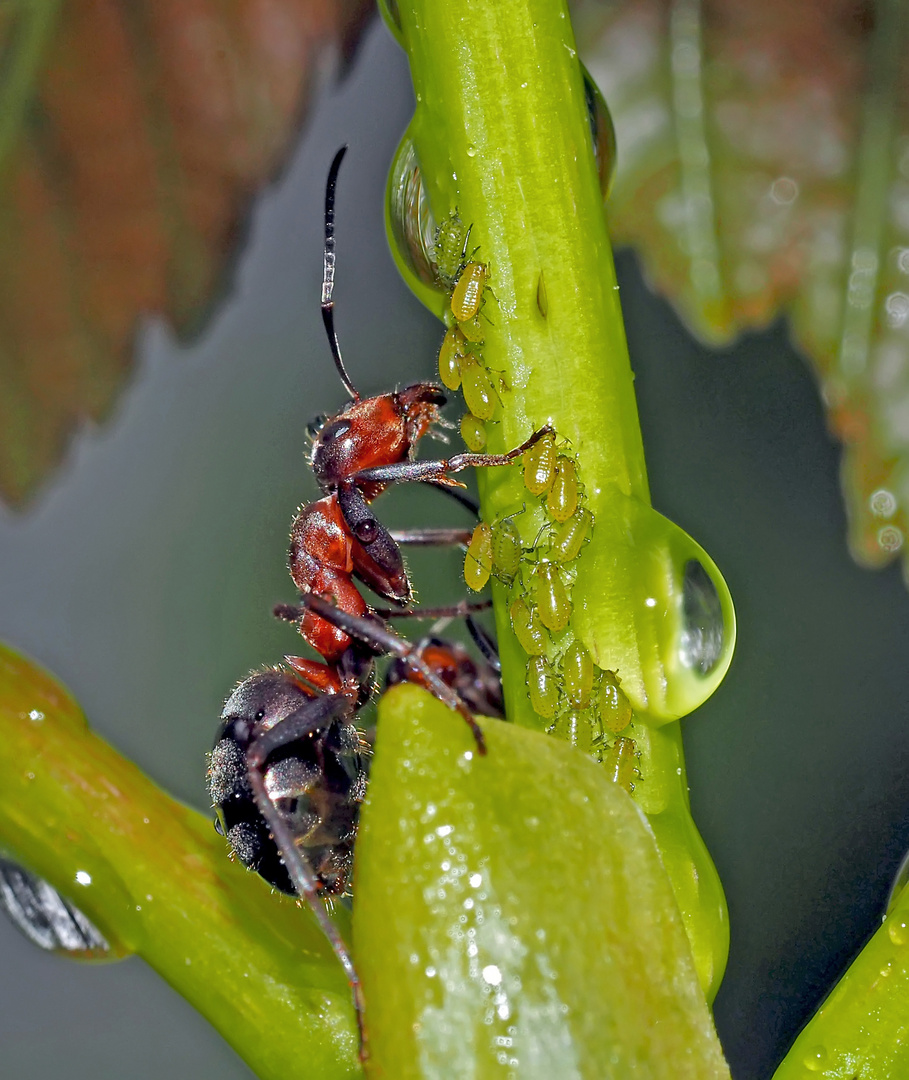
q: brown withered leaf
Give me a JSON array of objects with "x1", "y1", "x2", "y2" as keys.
[
  {"x1": 0, "y1": 0, "x2": 373, "y2": 504},
  {"x1": 577, "y1": 0, "x2": 909, "y2": 582}
]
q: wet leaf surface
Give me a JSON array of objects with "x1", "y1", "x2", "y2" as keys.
[
  {"x1": 576, "y1": 0, "x2": 909, "y2": 583},
  {"x1": 0, "y1": 0, "x2": 372, "y2": 503},
  {"x1": 354, "y1": 684, "x2": 731, "y2": 1079}
]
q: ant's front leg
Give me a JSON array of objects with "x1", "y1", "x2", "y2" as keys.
[
  {"x1": 336, "y1": 484, "x2": 411, "y2": 605},
  {"x1": 351, "y1": 425, "x2": 553, "y2": 489}
]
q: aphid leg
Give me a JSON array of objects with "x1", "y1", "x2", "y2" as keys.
[
  {"x1": 244, "y1": 693, "x2": 368, "y2": 1058},
  {"x1": 351, "y1": 425, "x2": 554, "y2": 488},
  {"x1": 299, "y1": 593, "x2": 488, "y2": 754}
]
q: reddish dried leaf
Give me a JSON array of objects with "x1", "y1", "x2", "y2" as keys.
[
  {"x1": 577, "y1": 0, "x2": 909, "y2": 581},
  {"x1": 0, "y1": 0, "x2": 373, "y2": 503}
]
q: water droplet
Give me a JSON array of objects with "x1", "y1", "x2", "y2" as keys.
[
  {"x1": 870, "y1": 488, "x2": 897, "y2": 518},
  {"x1": 386, "y1": 138, "x2": 441, "y2": 292},
  {"x1": 878, "y1": 525, "x2": 903, "y2": 552},
  {"x1": 679, "y1": 560, "x2": 725, "y2": 675},
  {"x1": 466, "y1": 143, "x2": 476, "y2": 157},
  {"x1": 581, "y1": 64, "x2": 616, "y2": 198},
  {"x1": 769, "y1": 177, "x2": 799, "y2": 205},
  {"x1": 802, "y1": 1045, "x2": 828, "y2": 1071},
  {"x1": 28, "y1": 709, "x2": 44, "y2": 722},
  {"x1": 0, "y1": 859, "x2": 115, "y2": 960},
  {"x1": 482, "y1": 964, "x2": 502, "y2": 986},
  {"x1": 469, "y1": 873, "x2": 482, "y2": 888},
  {"x1": 888, "y1": 918, "x2": 909, "y2": 945},
  {"x1": 75, "y1": 870, "x2": 92, "y2": 886},
  {"x1": 885, "y1": 291, "x2": 909, "y2": 329}
]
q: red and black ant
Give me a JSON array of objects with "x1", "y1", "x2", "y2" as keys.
[{"x1": 209, "y1": 146, "x2": 541, "y2": 1052}]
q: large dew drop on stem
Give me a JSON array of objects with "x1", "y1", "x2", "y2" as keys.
[
  {"x1": 573, "y1": 493, "x2": 735, "y2": 722},
  {"x1": 0, "y1": 857, "x2": 123, "y2": 961},
  {"x1": 385, "y1": 134, "x2": 457, "y2": 319}
]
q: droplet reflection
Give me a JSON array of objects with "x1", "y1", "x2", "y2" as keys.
[{"x1": 679, "y1": 559, "x2": 724, "y2": 675}]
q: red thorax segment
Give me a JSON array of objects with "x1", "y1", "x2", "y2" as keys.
[
  {"x1": 284, "y1": 656, "x2": 346, "y2": 697},
  {"x1": 289, "y1": 496, "x2": 366, "y2": 662}
]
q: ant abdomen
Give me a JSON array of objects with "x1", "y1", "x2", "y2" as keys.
[{"x1": 210, "y1": 670, "x2": 367, "y2": 896}]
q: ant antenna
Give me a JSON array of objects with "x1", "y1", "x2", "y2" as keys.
[{"x1": 322, "y1": 146, "x2": 361, "y2": 403}]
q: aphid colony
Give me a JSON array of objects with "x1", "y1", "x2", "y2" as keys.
[
  {"x1": 431, "y1": 219, "x2": 640, "y2": 791},
  {"x1": 207, "y1": 148, "x2": 546, "y2": 1044}
]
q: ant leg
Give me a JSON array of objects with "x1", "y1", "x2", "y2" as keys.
[
  {"x1": 244, "y1": 692, "x2": 368, "y2": 1057},
  {"x1": 299, "y1": 593, "x2": 488, "y2": 754},
  {"x1": 466, "y1": 615, "x2": 502, "y2": 675},
  {"x1": 279, "y1": 598, "x2": 491, "y2": 623},
  {"x1": 389, "y1": 527, "x2": 474, "y2": 547},
  {"x1": 426, "y1": 481, "x2": 480, "y2": 516},
  {"x1": 351, "y1": 425, "x2": 553, "y2": 488},
  {"x1": 376, "y1": 599, "x2": 493, "y2": 619},
  {"x1": 336, "y1": 484, "x2": 410, "y2": 605}
]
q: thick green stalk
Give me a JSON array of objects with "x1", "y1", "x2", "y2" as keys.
[
  {"x1": 384, "y1": 0, "x2": 733, "y2": 999},
  {"x1": 0, "y1": 644, "x2": 361, "y2": 1080}
]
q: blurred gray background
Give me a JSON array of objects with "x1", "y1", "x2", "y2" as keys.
[{"x1": 1, "y1": 18, "x2": 908, "y2": 1080}]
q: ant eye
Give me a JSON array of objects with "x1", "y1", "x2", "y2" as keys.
[
  {"x1": 319, "y1": 419, "x2": 352, "y2": 445},
  {"x1": 255, "y1": 710, "x2": 265, "y2": 721},
  {"x1": 354, "y1": 519, "x2": 378, "y2": 543}
]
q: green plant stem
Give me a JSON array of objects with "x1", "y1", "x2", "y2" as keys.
[
  {"x1": 0, "y1": 643, "x2": 361, "y2": 1080},
  {"x1": 387, "y1": 0, "x2": 731, "y2": 999}
]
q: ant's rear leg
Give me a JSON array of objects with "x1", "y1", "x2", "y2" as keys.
[
  {"x1": 297, "y1": 593, "x2": 488, "y2": 754},
  {"x1": 217, "y1": 683, "x2": 368, "y2": 1057}
]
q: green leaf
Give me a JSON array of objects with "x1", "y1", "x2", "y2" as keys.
[{"x1": 354, "y1": 684, "x2": 731, "y2": 1079}]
